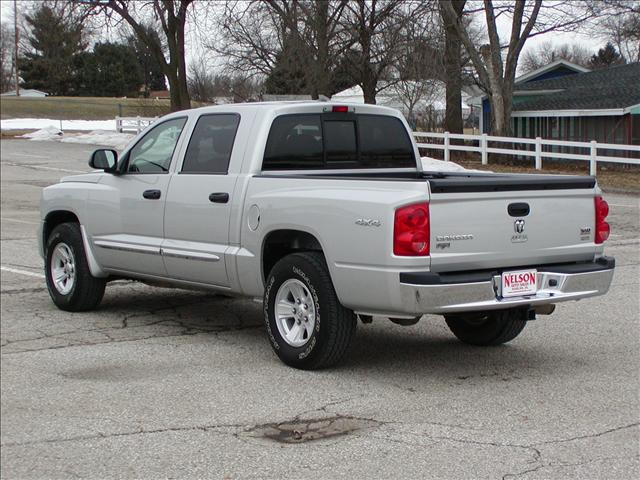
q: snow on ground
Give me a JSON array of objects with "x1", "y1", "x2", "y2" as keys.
[
  {"x1": 421, "y1": 156, "x2": 486, "y2": 173},
  {"x1": 1, "y1": 118, "x2": 117, "y2": 131},
  {"x1": 18, "y1": 127, "x2": 134, "y2": 150},
  {"x1": 19, "y1": 126, "x2": 63, "y2": 140},
  {"x1": 61, "y1": 130, "x2": 134, "y2": 150}
]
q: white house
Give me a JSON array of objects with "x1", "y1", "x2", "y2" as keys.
[
  {"x1": 1, "y1": 89, "x2": 48, "y2": 97},
  {"x1": 331, "y1": 81, "x2": 475, "y2": 125}
]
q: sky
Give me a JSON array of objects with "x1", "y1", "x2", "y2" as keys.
[{"x1": 0, "y1": 0, "x2": 606, "y2": 74}]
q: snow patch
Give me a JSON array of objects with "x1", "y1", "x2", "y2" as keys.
[
  {"x1": 421, "y1": 156, "x2": 486, "y2": 172},
  {"x1": 19, "y1": 126, "x2": 63, "y2": 141},
  {"x1": 18, "y1": 128, "x2": 134, "y2": 150},
  {"x1": 61, "y1": 130, "x2": 134, "y2": 150},
  {"x1": 1, "y1": 118, "x2": 117, "y2": 131}
]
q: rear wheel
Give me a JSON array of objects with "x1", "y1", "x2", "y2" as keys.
[
  {"x1": 444, "y1": 308, "x2": 528, "y2": 346},
  {"x1": 264, "y1": 252, "x2": 356, "y2": 369},
  {"x1": 45, "y1": 223, "x2": 106, "y2": 312}
]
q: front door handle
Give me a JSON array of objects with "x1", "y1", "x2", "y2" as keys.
[
  {"x1": 143, "y1": 189, "x2": 161, "y2": 200},
  {"x1": 209, "y1": 192, "x2": 229, "y2": 203}
]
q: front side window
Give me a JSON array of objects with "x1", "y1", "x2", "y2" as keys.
[
  {"x1": 182, "y1": 114, "x2": 240, "y2": 173},
  {"x1": 127, "y1": 117, "x2": 187, "y2": 173}
]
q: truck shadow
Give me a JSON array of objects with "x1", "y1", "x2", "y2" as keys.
[
  {"x1": 344, "y1": 320, "x2": 591, "y2": 381},
  {"x1": 89, "y1": 286, "x2": 588, "y2": 378}
]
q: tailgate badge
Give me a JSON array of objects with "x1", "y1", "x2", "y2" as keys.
[
  {"x1": 511, "y1": 219, "x2": 528, "y2": 243},
  {"x1": 355, "y1": 218, "x2": 381, "y2": 227},
  {"x1": 580, "y1": 227, "x2": 591, "y2": 241}
]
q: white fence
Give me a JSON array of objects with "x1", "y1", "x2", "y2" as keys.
[
  {"x1": 115, "y1": 116, "x2": 157, "y2": 134},
  {"x1": 414, "y1": 131, "x2": 640, "y2": 175}
]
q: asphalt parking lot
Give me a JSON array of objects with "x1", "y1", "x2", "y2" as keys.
[{"x1": 1, "y1": 138, "x2": 638, "y2": 479}]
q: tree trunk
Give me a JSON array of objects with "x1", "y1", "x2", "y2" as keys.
[
  {"x1": 362, "y1": 74, "x2": 377, "y2": 104},
  {"x1": 165, "y1": 69, "x2": 190, "y2": 112},
  {"x1": 313, "y1": 1, "x2": 330, "y2": 98},
  {"x1": 442, "y1": 0, "x2": 466, "y2": 134}
]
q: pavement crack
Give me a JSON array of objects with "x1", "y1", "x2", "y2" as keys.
[
  {"x1": 530, "y1": 422, "x2": 639, "y2": 446},
  {"x1": 1, "y1": 422, "x2": 247, "y2": 448}
]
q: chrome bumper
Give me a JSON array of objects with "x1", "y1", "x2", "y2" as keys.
[{"x1": 399, "y1": 258, "x2": 615, "y2": 314}]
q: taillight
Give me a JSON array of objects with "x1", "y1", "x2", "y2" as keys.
[
  {"x1": 394, "y1": 202, "x2": 430, "y2": 256},
  {"x1": 594, "y1": 196, "x2": 610, "y2": 244},
  {"x1": 332, "y1": 105, "x2": 349, "y2": 113}
]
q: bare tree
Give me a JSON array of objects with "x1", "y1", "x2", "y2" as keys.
[
  {"x1": 341, "y1": 0, "x2": 422, "y2": 104},
  {"x1": 441, "y1": 0, "x2": 596, "y2": 135},
  {"x1": 188, "y1": 58, "x2": 216, "y2": 103},
  {"x1": 214, "y1": 1, "x2": 283, "y2": 78},
  {"x1": 520, "y1": 41, "x2": 593, "y2": 73},
  {"x1": 599, "y1": 10, "x2": 640, "y2": 62},
  {"x1": 391, "y1": 6, "x2": 442, "y2": 127},
  {"x1": 0, "y1": 22, "x2": 15, "y2": 93},
  {"x1": 214, "y1": 1, "x2": 351, "y2": 98},
  {"x1": 78, "y1": 0, "x2": 193, "y2": 111}
]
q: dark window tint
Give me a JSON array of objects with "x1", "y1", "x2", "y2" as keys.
[
  {"x1": 325, "y1": 120, "x2": 357, "y2": 165},
  {"x1": 263, "y1": 115, "x2": 323, "y2": 170},
  {"x1": 182, "y1": 114, "x2": 240, "y2": 173},
  {"x1": 358, "y1": 115, "x2": 415, "y2": 167}
]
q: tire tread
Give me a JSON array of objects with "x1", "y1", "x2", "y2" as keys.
[{"x1": 46, "y1": 223, "x2": 106, "y2": 312}]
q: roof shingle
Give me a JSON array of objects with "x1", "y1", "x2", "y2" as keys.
[{"x1": 513, "y1": 62, "x2": 640, "y2": 111}]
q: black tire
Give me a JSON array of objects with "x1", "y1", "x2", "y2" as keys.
[
  {"x1": 45, "y1": 222, "x2": 106, "y2": 312},
  {"x1": 264, "y1": 252, "x2": 356, "y2": 369},
  {"x1": 444, "y1": 308, "x2": 528, "y2": 346}
]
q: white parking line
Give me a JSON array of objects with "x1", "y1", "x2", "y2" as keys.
[
  {"x1": 609, "y1": 203, "x2": 639, "y2": 208},
  {"x1": 1, "y1": 217, "x2": 40, "y2": 225},
  {"x1": 11, "y1": 153, "x2": 48, "y2": 159},
  {"x1": 4, "y1": 162, "x2": 85, "y2": 174},
  {"x1": 0, "y1": 266, "x2": 45, "y2": 278}
]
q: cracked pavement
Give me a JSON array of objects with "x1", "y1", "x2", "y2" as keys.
[{"x1": 1, "y1": 139, "x2": 639, "y2": 478}]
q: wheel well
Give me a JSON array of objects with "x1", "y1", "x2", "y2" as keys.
[
  {"x1": 262, "y1": 230, "x2": 323, "y2": 280},
  {"x1": 43, "y1": 211, "x2": 79, "y2": 246}
]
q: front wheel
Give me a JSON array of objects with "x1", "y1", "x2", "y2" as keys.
[
  {"x1": 45, "y1": 223, "x2": 106, "y2": 312},
  {"x1": 264, "y1": 252, "x2": 356, "y2": 369},
  {"x1": 444, "y1": 308, "x2": 528, "y2": 346}
]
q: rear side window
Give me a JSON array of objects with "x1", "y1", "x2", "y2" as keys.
[
  {"x1": 263, "y1": 115, "x2": 323, "y2": 170},
  {"x1": 262, "y1": 113, "x2": 415, "y2": 170},
  {"x1": 182, "y1": 114, "x2": 240, "y2": 173}
]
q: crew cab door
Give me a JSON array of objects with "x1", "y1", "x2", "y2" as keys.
[
  {"x1": 88, "y1": 117, "x2": 188, "y2": 276},
  {"x1": 162, "y1": 113, "x2": 245, "y2": 287}
]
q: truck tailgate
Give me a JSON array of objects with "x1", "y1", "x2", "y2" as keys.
[{"x1": 428, "y1": 176, "x2": 598, "y2": 272}]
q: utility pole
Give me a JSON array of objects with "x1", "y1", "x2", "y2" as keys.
[{"x1": 14, "y1": 0, "x2": 19, "y2": 96}]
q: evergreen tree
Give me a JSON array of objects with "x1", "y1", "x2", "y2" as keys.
[
  {"x1": 589, "y1": 42, "x2": 626, "y2": 70},
  {"x1": 19, "y1": 5, "x2": 85, "y2": 95},
  {"x1": 127, "y1": 26, "x2": 166, "y2": 96},
  {"x1": 264, "y1": 32, "x2": 309, "y2": 95},
  {"x1": 74, "y1": 42, "x2": 143, "y2": 97}
]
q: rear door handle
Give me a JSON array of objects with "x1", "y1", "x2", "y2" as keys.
[
  {"x1": 209, "y1": 192, "x2": 229, "y2": 203},
  {"x1": 143, "y1": 189, "x2": 162, "y2": 200}
]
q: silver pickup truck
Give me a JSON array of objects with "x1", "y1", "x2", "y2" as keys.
[{"x1": 39, "y1": 101, "x2": 614, "y2": 369}]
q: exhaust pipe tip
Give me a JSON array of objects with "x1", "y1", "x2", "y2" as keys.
[{"x1": 534, "y1": 304, "x2": 556, "y2": 316}]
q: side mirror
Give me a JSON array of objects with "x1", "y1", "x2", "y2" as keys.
[{"x1": 89, "y1": 149, "x2": 118, "y2": 172}]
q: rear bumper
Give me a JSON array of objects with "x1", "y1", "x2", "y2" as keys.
[{"x1": 399, "y1": 257, "x2": 615, "y2": 314}]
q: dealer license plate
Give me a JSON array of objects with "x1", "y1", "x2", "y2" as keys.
[{"x1": 501, "y1": 269, "x2": 537, "y2": 298}]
